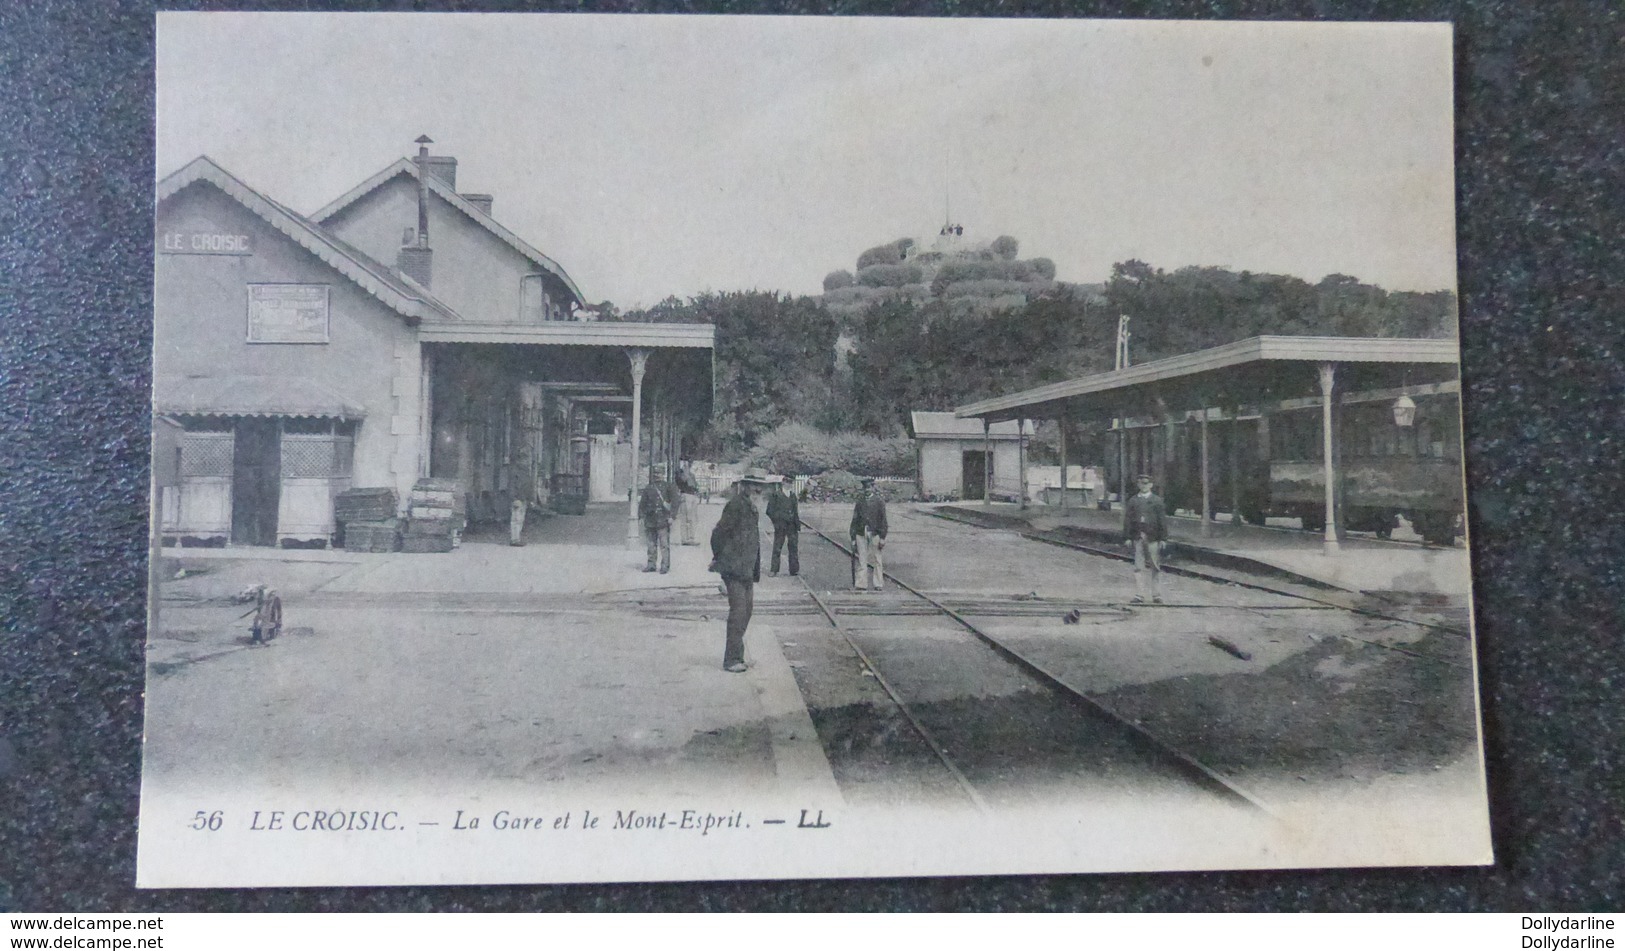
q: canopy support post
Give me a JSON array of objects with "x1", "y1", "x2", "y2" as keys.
[
  {"x1": 1318, "y1": 362, "x2": 1339, "y2": 555},
  {"x1": 626, "y1": 348, "x2": 649, "y2": 550},
  {"x1": 1200, "y1": 405, "x2": 1212, "y2": 538},
  {"x1": 1058, "y1": 410, "x2": 1069, "y2": 515},
  {"x1": 1017, "y1": 417, "x2": 1028, "y2": 510}
]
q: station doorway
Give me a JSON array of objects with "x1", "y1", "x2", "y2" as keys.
[
  {"x1": 962, "y1": 450, "x2": 987, "y2": 500},
  {"x1": 230, "y1": 418, "x2": 281, "y2": 546}
]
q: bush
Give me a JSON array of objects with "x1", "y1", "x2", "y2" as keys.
[
  {"x1": 934, "y1": 278, "x2": 1036, "y2": 300},
  {"x1": 805, "y1": 471, "x2": 917, "y2": 503},
  {"x1": 857, "y1": 263, "x2": 924, "y2": 288},
  {"x1": 856, "y1": 238, "x2": 914, "y2": 270},
  {"x1": 823, "y1": 285, "x2": 880, "y2": 306},
  {"x1": 806, "y1": 469, "x2": 864, "y2": 502},
  {"x1": 992, "y1": 235, "x2": 1020, "y2": 260},
  {"x1": 745, "y1": 422, "x2": 837, "y2": 475},
  {"x1": 745, "y1": 424, "x2": 914, "y2": 479},
  {"x1": 823, "y1": 269, "x2": 854, "y2": 291},
  {"x1": 1029, "y1": 257, "x2": 1057, "y2": 280}
]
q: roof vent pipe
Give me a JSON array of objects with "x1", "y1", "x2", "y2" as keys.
[
  {"x1": 413, "y1": 135, "x2": 432, "y2": 249},
  {"x1": 398, "y1": 135, "x2": 435, "y2": 287}
]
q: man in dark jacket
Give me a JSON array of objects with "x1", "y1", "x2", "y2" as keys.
[
  {"x1": 710, "y1": 469, "x2": 776, "y2": 672},
  {"x1": 1122, "y1": 474, "x2": 1167, "y2": 603},
  {"x1": 849, "y1": 478, "x2": 888, "y2": 591},
  {"x1": 639, "y1": 463, "x2": 678, "y2": 573},
  {"x1": 765, "y1": 478, "x2": 800, "y2": 576}
]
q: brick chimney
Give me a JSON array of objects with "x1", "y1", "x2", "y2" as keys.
[
  {"x1": 460, "y1": 193, "x2": 493, "y2": 216},
  {"x1": 422, "y1": 156, "x2": 457, "y2": 189},
  {"x1": 397, "y1": 135, "x2": 434, "y2": 288},
  {"x1": 398, "y1": 245, "x2": 433, "y2": 288}
]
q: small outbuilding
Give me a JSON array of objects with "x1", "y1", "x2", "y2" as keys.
[{"x1": 909, "y1": 411, "x2": 1030, "y2": 501}]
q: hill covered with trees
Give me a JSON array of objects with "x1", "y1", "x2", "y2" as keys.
[
  {"x1": 820, "y1": 232, "x2": 1064, "y2": 321},
  {"x1": 618, "y1": 248, "x2": 1458, "y2": 460}
]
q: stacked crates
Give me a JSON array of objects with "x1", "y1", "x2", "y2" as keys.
[
  {"x1": 334, "y1": 488, "x2": 399, "y2": 552},
  {"x1": 343, "y1": 519, "x2": 401, "y2": 553},
  {"x1": 403, "y1": 478, "x2": 463, "y2": 553}
]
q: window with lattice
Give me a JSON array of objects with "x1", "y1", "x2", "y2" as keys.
[
  {"x1": 281, "y1": 434, "x2": 354, "y2": 479},
  {"x1": 180, "y1": 433, "x2": 234, "y2": 478}
]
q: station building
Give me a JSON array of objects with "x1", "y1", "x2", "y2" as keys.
[
  {"x1": 909, "y1": 412, "x2": 1029, "y2": 501},
  {"x1": 155, "y1": 141, "x2": 712, "y2": 547}
]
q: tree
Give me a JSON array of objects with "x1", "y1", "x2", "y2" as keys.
[
  {"x1": 991, "y1": 235, "x2": 1019, "y2": 260},
  {"x1": 823, "y1": 269, "x2": 854, "y2": 292},
  {"x1": 1103, "y1": 261, "x2": 1456, "y2": 364},
  {"x1": 625, "y1": 291, "x2": 841, "y2": 455}
]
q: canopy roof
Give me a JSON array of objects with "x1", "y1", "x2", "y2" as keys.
[
  {"x1": 155, "y1": 375, "x2": 368, "y2": 420},
  {"x1": 956, "y1": 335, "x2": 1460, "y2": 424},
  {"x1": 910, "y1": 411, "x2": 1031, "y2": 440},
  {"x1": 418, "y1": 321, "x2": 713, "y2": 349}
]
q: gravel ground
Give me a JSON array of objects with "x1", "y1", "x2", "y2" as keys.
[{"x1": 782, "y1": 503, "x2": 1485, "y2": 816}]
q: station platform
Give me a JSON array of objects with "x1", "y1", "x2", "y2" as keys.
[
  {"x1": 149, "y1": 496, "x2": 841, "y2": 807},
  {"x1": 932, "y1": 501, "x2": 1473, "y2": 598}
]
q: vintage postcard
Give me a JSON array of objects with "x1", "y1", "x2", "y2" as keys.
[{"x1": 141, "y1": 13, "x2": 1489, "y2": 886}]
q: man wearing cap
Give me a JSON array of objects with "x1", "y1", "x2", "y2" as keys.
[
  {"x1": 849, "y1": 478, "x2": 888, "y2": 591},
  {"x1": 1123, "y1": 474, "x2": 1167, "y2": 603},
  {"x1": 710, "y1": 468, "x2": 775, "y2": 672},
  {"x1": 639, "y1": 463, "x2": 678, "y2": 573}
]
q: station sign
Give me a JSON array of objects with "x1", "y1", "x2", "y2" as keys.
[{"x1": 160, "y1": 231, "x2": 253, "y2": 255}]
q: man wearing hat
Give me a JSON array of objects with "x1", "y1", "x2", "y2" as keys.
[
  {"x1": 765, "y1": 474, "x2": 801, "y2": 577},
  {"x1": 710, "y1": 468, "x2": 777, "y2": 672},
  {"x1": 639, "y1": 463, "x2": 679, "y2": 573},
  {"x1": 849, "y1": 477, "x2": 888, "y2": 591},
  {"x1": 1123, "y1": 473, "x2": 1167, "y2": 603}
]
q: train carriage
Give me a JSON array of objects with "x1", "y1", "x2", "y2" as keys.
[{"x1": 1107, "y1": 386, "x2": 1464, "y2": 545}]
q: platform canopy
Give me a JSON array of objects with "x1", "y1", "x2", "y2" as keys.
[
  {"x1": 155, "y1": 375, "x2": 368, "y2": 420},
  {"x1": 955, "y1": 335, "x2": 1460, "y2": 425},
  {"x1": 417, "y1": 320, "x2": 713, "y2": 349}
]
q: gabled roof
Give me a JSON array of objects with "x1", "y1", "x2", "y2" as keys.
[
  {"x1": 312, "y1": 158, "x2": 586, "y2": 304},
  {"x1": 157, "y1": 157, "x2": 460, "y2": 324},
  {"x1": 911, "y1": 411, "x2": 1029, "y2": 439}
]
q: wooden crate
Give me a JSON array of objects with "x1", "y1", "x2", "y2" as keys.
[{"x1": 400, "y1": 534, "x2": 454, "y2": 554}]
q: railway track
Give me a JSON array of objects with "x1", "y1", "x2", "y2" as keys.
[
  {"x1": 926, "y1": 506, "x2": 1472, "y2": 643},
  {"x1": 794, "y1": 521, "x2": 1274, "y2": 815}
]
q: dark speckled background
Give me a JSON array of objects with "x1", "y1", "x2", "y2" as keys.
[{"x1": 1, "y1": 0, "x2": 1620, "y2": 912}]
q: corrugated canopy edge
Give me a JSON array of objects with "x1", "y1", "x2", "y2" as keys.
[{"x1": 153, "y1": 375, "x2": 368, "y2": 420}]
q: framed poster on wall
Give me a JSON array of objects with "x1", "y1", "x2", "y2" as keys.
[{"x1": 247, "y1": 283, "x2": 329, "y2": 343}]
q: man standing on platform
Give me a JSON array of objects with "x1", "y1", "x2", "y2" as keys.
[
  {"x1": 675, "y1": 461, "x2": 702, "y2": 546},
  {"x1": 1123, "y1": 473, "x2": 1167, "y2": 604},
  {"x1": 639, "y1": 462, "x2": 678, "y2": 573},
  {"x1": 710, "y1": 468, "x2": 777, "y2": 672},
  {"x1": 766, "y1": 476, "x2": 801, "y2": 576},
  {"x1": 849, "y1": 478, "x2": 888, "y2": 591}
]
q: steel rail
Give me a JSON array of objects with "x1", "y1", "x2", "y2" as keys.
[
  {"x1": 796, "y1": 579, "x2": 990, "y2": 813},
  {"x1": 927, "y1": 507, "x2": 1470, "y2": 640},
  {"x1": 801, "y1": 520, "x2": 1273, "y2": 815}
]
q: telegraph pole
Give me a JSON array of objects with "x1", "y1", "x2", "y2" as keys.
[{"x1": 1115, "y1": 315, "x2": 1131, "y2": 507}]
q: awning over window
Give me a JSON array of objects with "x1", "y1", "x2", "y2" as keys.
[{"x1": 154, "y1": 376, "x2": 368, "y2": 420}]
